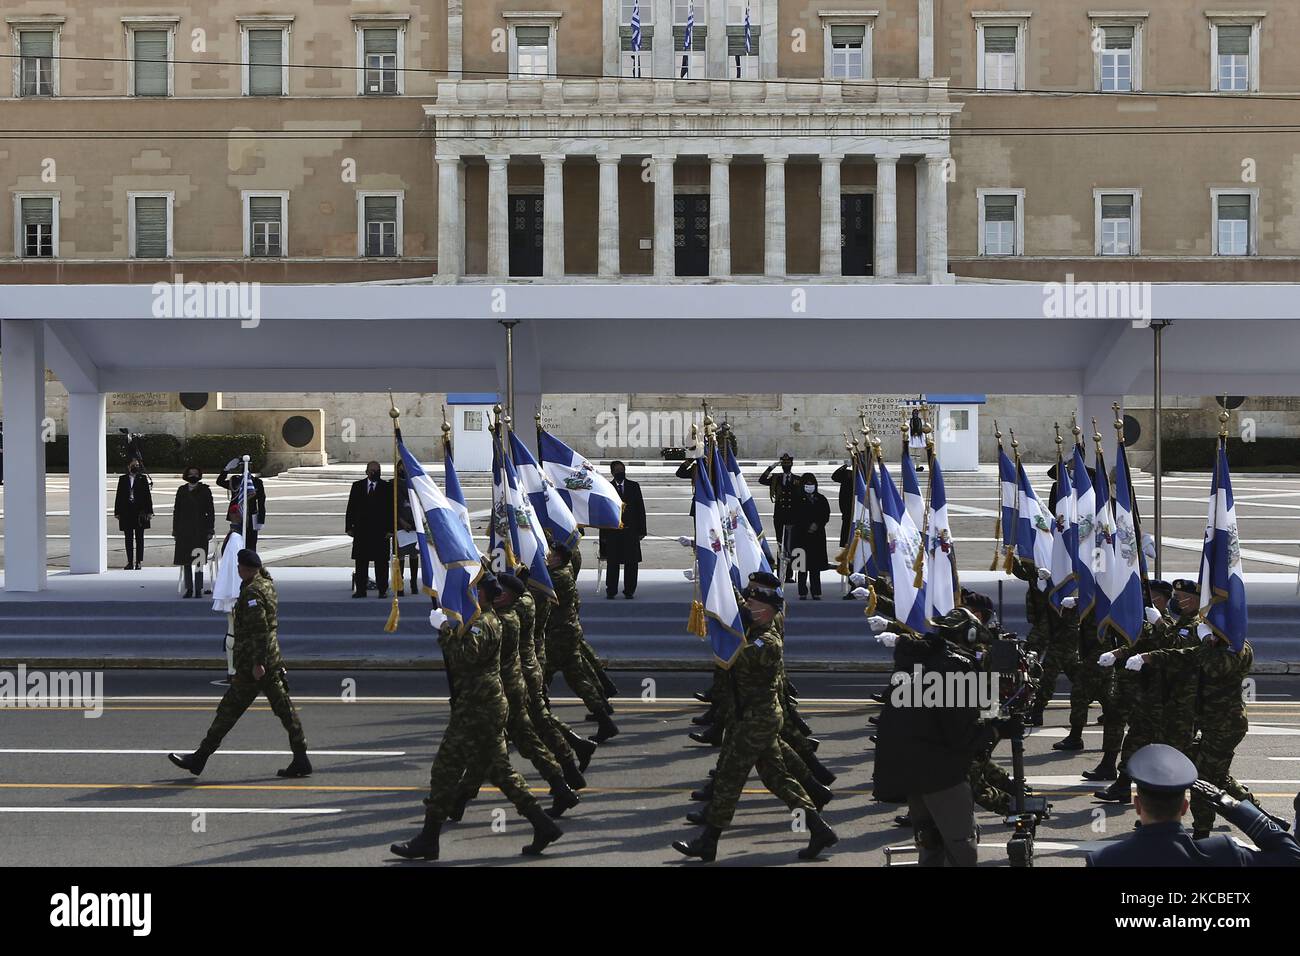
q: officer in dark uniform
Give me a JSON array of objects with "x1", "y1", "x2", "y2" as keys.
[
  {"x1": 1087, "y1": 743, "x2": 1300, "y2": 866},
  {"x1": 759, "y1": 453, "x2": 800, "y2": 582}
]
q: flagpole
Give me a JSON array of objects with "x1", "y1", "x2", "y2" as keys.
[
  {"x1": 1008, "y1": 428, "x2": 1023, "y2": 573},
  {"x1": 991, "y1": 420, "x2": 1004, "y2": 570},
  {"x1": 383, "y1": 396, "x2": 402, "y2": 632},
  {"x1": 1113, "y1": 401, "x2": 1150, "y2": 597}
]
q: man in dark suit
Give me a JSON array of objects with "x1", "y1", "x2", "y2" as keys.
[
  {"x1": 346, "y1": 461, "x2": 393, "y2": 598},
  {"x1": 598, "y1": 461, "x2": 645, "y2": 599},
  {"x1": 759, "y1": 453, "x2": 799, "y2": 582},
  {"x1": 114, "y1": 457, "x2": 153, "y2": 570},
  {"x1": 1087, "y1": 744, "x2": 1300, "y2": 867}
]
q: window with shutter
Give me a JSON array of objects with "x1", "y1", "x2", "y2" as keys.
[
  {"x1": 982, "y1": 195, "x2": 1018, "y2": 256},
  {"x1": 21, "y1": 198, "x2": 55, "y2": 258},
  {"x1": 515, "y1": 26, "x2": 552, "y2": 76},
  {"x1": 1217, "y1": 25, "x2": 1252, "y2": 92},
  {"x1": 133, "y1": 30, "x2": 169, "y2": 97},
  {"x1": 1099, "y1": 25, "x2": 1134, "y2": 91},
  {"x1": 248, "y1": 29, "x2": 284, "y2": 95},
  {"x1": 726, "y1": 25, "x2": 758, "y2": 79},
  {"x1": 19, "y1": 31, "x2": 55, "y2": 97},
  {"x1": 829, "y1": 25, "x2": 866, "y2": 79},
  {"x1": 365, "y1": 196, "x2": 399, "y2": 257},
  {"x1": 1100, "y1": 195, "x2": 1134, "y2": 255},
  {"x1": 982, "y1": 25, "x2": 1019, "y2": 90},
  {"x1": 620, "y1": 26, "x2": 653, "y2": 77},
  {"x1": 134, "y1": 197, "x2": 170, "y2": 258},
  {"x1": 249, "y1": 197, "x2": 283, "y2": 257},
  {"x1": 364, "y1": 29, "x2": 399, "y2": 93},
  {"x1": 1216, "y1": 194, "x2": 1251, "y2": 255}
]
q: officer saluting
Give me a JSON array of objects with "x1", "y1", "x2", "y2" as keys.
[{"x1": 1086, "y1": 744, "x2": 1300, "y2": 866}]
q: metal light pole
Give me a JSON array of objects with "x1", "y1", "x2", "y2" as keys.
[
  {"x1": 500, "y1": 319, "x2": 519, "y2": 420},
  {"x1": 1151, "y1": 320, "x2": 1172, "y2": 579}
]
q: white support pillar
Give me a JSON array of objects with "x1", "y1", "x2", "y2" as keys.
[
  {"x1": 708, "y1": 153, "x2": 732, "y2": 277},
  {"x1": 918, "y1": 0, "x2": 935, "y2": 79},
  {"x1": 924, "y1": 154, "x2": 950, "y2": 282},
  {"x1": 1, "y1": 319, "x2": 48, "y2": 592},
  {"x1": 764, "y1": 154, "x2": 787, "y2": 277},
  {"x1": 874, "y1": 152, "x2": 899, "y2": 278},
  {"x1": 486, "y1": 154, "x2": 510, "y2": 277},
  {"x1": 653, "y1": 153, "x2": 676, "y2": 278},
  {"x1": 915, "y1": 158, "x2": 929, "y2": 275},
  {"x1": 598, "y1": 153, "x2": 621, "y2": 277},
  {"x1": 68, "y1": 392, "x2": 107, "y2": 574},
  {"x1": 542, "y1": 153, "x2": 566, "y2": 278},
  {"x1": 436, "y1": 155, "x2": 463, "y2": 278},
  {"x1": 819, "y1": 154, "x2": 844, "y2": 277}
]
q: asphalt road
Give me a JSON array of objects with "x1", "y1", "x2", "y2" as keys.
[
  {"x1": 1, "y1": 669, "x2": 1296, "y2": 867},
  {"x1": 7, "y1": 469, "x2": 1300, "y2": 576}
]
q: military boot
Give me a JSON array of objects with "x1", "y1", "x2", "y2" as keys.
[
  {"x1": 521, "y1": 804, "x2": 564, "y2": 855},
  {"x1": 672, "y1": 824, "x2": 722, "y2": 862},
  {"x1": 805, "y1": 751, "x2": 837, "y2": 786},
  {"x1": 689, "y1": 722, "x2": 723, "y2": 746},
  {"x1": 593, "y1": 711, "x2": 620, "y2": 743},
  {"x1": 806, "y1": 780, "x2": 834, "y2": 811},
  {"x1": 798, "y1": 810, "x2": 839, "y2": 860},
  {"x1": 693, "y1": 688, "x2": 713, "y2": 703},
  {"x1": 561, "y1": 758, "x2": 587, "y2": 792},
  {"x1": 685, "y1": 806, "x2": 709, "y2": 825},
  {"x1": 893, "y1": 814, "x2": 911, "y2": 827},
  {"x1": 785, "y1": 679, "x2": 801, "y2": 697},
  {"x1": 692, "y1": 703, "x2": 718, "y2": 726},
  {"x1": 690, "y1": 777, "x2": 715, "y2": 801},
  {"x1": 167, "y1": 746, "x2": 213, "y2": 777},
  {"x1": 562, "y1": 727, "x2": 598, "y2": 772},
  {"x1": 1025, "y1": 701, "x2": 1046, "y2": 727},
  {"x1": 597, "y1": 668, "x2": 620, "y2": 699},
  {"x1": 1082, "y1": 750, "x2": 1119, "y2": 781},
  {"x1": 277, "y1": 750, "x2": 313, "y2": 778},
  {"x1": 1052, "y1": 726, "x2": 1085, "y2": 751},
  {"x1": 544, "y1": 778, "x2": 581, "y2": 819},
  {"x1": 788, "y1": 708, "x2": 813, "y2": 737},
  {"x1": 1094, "y1": 772, "x2": 1132, "y2": 804},
  {"x1": 390, "y1": 811, "x2": 443, "y2": 861}
]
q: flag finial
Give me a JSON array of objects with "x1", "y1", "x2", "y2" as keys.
[
  {"x1": 441, "y1": 405, "x2": 450, "y2": 438},
  {"x1": 1054, "y1": 422, "x2": 1062, "y2": 449},
  {"x1": 1219, "y1": 406, "x2": 1230, "y2": 440},
  {"x1": 1112, "y1": 403, "x2": 1125, "y2": 445}
]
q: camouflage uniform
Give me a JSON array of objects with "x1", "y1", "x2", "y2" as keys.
[
  {"x1": 516, "y1": 589, "x2": 578, "y2": 765},
  {"x1": 1188, "y1": 639, "x2": 1255, "y2": 832},
  {"x1": 705, "y1": 615, "x2": 815, "y2": 828},
  {"x1": 1112, "y1": 613, "x2": 1176, "y2": 768},
  {"x1": 1143, "y1": 609, "x2": 1204, "y2": 755},
  {"x1": 1069, "y1": 611, "x2": 1115, "y2": 734},
  {"x1": 491, "y1": 604, "x2": 564, "y2": 781},
  {"x1": 424, "y1": 609, "x2": 539, "y2": 820},
  {"x1": 543, "y1": 563, "x2": 609, "y2": 715},
  {"x1": 199, "y1": 569, "x2": 306, "y2": 755},
  {"x1": 1012, "y1": 562, "x2": 1079, "y2": 715}
]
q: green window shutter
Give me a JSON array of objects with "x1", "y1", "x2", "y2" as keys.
[
  {"x1": 830, "y1": 25, "x2": 865, "y2": 47},
  {"x1": 249, "y1": 197, "x2": 282, "y2": 223},
  {"x1": 727, "y1": 25, "x2": 758, "y2": 56},
  {"x1": 983, "y1": 26, "x2": 1018, "y2": 53},
  {"x1": 135, "y1": 197, "x2": 169, "y2": 257},
  {"x1": 1218, "y1": 25, "x2": 1251, "y2": 56},
  {"x1": 22, "y1": 197, "x2": 54, "y2": 226},
  {"x1": 366, "y1": 196, "x2": 398, "y2": 222},
  {"x1": 134, "y1": 30, "x2": 169, "y2": 96},
  {"x1": 21, "y1": 31, "x2": 54, "y2": 58},
  {"x1": 1218, "y1": 195, "x2": 1250, "y2": 220},
  {"x1": 1101, "y1": 195, "x2": 1132, "y2": 218},
  {"x1": 515, "y1": 26, "x2": 551, "y2": 46},
  {"x1": 1103, "y1": 25, "x2": 1134, "y2": 49},
  {"x1": 364, "y1": 29, "x2": 398, "y2": 55},
  {"x1": 620, "y1": 26, "x2": 654, "y2": 50},
  {"x1": 248, "y1": 30, "x2": 284, "y2": 95},
  {"x1": 984, "y1": 195, "x2": 1017, "y2": 222}
]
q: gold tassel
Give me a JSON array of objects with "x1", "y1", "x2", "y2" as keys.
[
  {"x1": 383, "y1": 556, "x2": 402, "y2": 633},
  {"x1": 834, "y1": 546, "x2": 851, "y2": 576},
  {"x1": 989, "y1": 516, "x2": 1002, "y2": 571},
  {"x1": 863, "y1": 586, "x2": 877, "y2": 616},
  {"x1": 1002, "y1": 548, "x2": 1016, "y2": 575},
  {"x1": 912, "y1": 552, "x2": 926, "y2": 591},
  {"x1": 687, "y1": 600, "x2": 707, "y2": 638}
]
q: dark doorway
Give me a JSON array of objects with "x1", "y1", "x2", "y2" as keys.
[
  {"x1": 674, "y1": 194, "x2": 710, "y2": 277},
  {"x1": 509, "y1": 194, "x2": 544, "y2": 277},
  {"x1": 841, "y1": 193, "x2": 874, "y2": 276}
]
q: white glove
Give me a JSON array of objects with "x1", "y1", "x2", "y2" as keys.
[
  {"x1": 1145, "y1": 606, "x2": 1163, "y2": 625},
  {"x1": 848, "y1": 572, "x2": 867, "y2": 588},
  {"x1": 682, "y1": 569, "x2": 696, "y2": 582},
  {"x1": 1098, "y1": 651, "x2": 1117, "y2": 668},
  {"x1": 428, "y1": 608, "x2": 448, "y2": 630},
  {"x1": 1142, "y1": 533, "x2": 1157, "y2": 560},
  {"x1": 1037, "y1": 567, "x2": 1052, "y2": 582},
  {"x1": 850, "y1": 587, "x2": 871, "y2": 600},
  {"x1": 1125, "y1": 654, "x2": 1145, "y2": 671},
  {"x1": 676, "y1": 535, "x2": 693, "y2": 548},
  {"x1": 1197, "y1": 622, "x2": 1214, "y2": 642},
  {"x1": 867, "y1": 615, "x2": 891, "y2": 633},
  {"x1": 1061, "y1": 596, "x2": 1078, "y2": 609},
  {"x1": 223, "y1": 457, "x2": 242, "y2": 473},
  {"x1": 877, "y1": 631, "x2": 898, "y2": 648}
]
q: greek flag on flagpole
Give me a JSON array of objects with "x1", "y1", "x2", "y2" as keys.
[
  {"x1": 492, "y1": 431, "x2": 554, "y2": 597},
  {"x1": 1071, "y1": 443, "x2": 1097, "y2": 618},
  {"x1": 537, "y1": 427, "x2": 625, "y2": 529},
  {"x1": 725, "y1": 446, "x2": 775, "y2": 569},
  {"x1": 632, "y1": 0, "x2": 642, "y2": 50},
  {"x1": 845, "y1": 463, "x2": 871, "y2": 575},
  {"x1": 924, "y1": 451, "x2": 957, "y2": 618},
  {"x1": 682, "y1": 1, "x2": 694, "y2": 77},
  {"x1": 509, "y1": 430, "x2": 580, "y2": 552},
  {"x1": 714, "y1": 445, "x2": 771, "y2": 585},
  {"x1": 744, "y1": 4, "x2": 752, "y2": 54},
  {"x1": 1048, "y1": 454, "x2": 1078, "y2": 611},
  {"x1": 443, "y1": 443, "x2": 474, "y2": 544},
  {"x1": 998, "y1": 445, "x2": 1018, "y2": 551},
  {"x1": 901, "y1": 448, "x2": 925, "y2": 532},
  {"x1": 1015, "y1": 462, "x2": 1054, "y2": 575},
  {"x1": 398, "y1": 438, "x2": 483, "y2": 629},
  {"x1": 1199, "y1": 441, "x2": 1248, "y2": 652},
  {"x1": 1100, "y1": 442, "x2": 1144, "y2": 644},
  {"x1": 867, "y1": 458, "x2": 889, "y2": 579},
  {"x1": 1092, "y1": 445, "x2": 1114, "y2": 625},
  {"x1": 877, "y1": 457, "x2": 928, "y2": 632},
  {"x1": 693, "y1": 462, "x2": 745, "y2": 666}
]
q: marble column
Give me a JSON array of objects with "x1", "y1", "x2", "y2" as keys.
[
  {"x1": 820, "y1": 154, "x2": 844, "y2": 276},
  {"x1": 0, "y1": 319, "x2": 47, "y2": 591},
  {"x1": 708, "y1": 153, "x2": 732, "y2": 277},
  {"x1": 874, "y1": 152, "x2": 899, "y2": 278},
  {"x1": 925, "y1": 153, "x2": 950, "y2": 281},
  {"x1": 542, "y1": 153, "x2": 566, "y2": 278},
  {"x1": 764, "y1": 154, "x2": 787, "y2": 277},
  {"x1": 436, "y1": 155, "x2": 463, "y2": 277},
  {"x1": 598, "y1": 153, "x2": 621, "y2": 277},
  {"x1": 486, "y1": 154, "x2": 510, "y2": 277},
  {"x1": 653, "y1": 153, "x2": 676, "y2": 278}
]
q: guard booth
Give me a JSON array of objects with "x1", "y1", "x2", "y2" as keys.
[
  {"x1": 446, "y1": 392, "x2": 499, "y2": 471},
  {"x1": 925, "y1": 394, "x2": 985, "y2": 472}
]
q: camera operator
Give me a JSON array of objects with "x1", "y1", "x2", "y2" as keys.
[
  {"x1": 1087, "y1": 743, "x2": 1300, "y2": 866},
  {"x1": 873, "y1": 626, "x2": 997, "y2": 867}
]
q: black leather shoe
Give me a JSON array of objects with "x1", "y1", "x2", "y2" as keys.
[
  {"x1": 544, "y1": 781, "x2": 580, "y2": 819},
  {"x1": 685, "y1": 807, "x2": 708, "y2": 825},
  {"x1": 1095, "y1": 774, "x2": 1132, "y2": 804},
  {"x1": 568, "y1": 733, "x2": 598, "y2": 773},
  {"x1": 807, "y1": 781, "x2": 834, "y2": 811},
  {"x1": 1082, "y1": 752, "x2": 1118, "y2": 781},
  {"x1": 672, "y1": 824, "x2": 721, "y2": 862},
  {"x1": 391, "y1": 817, "x2": 442, "y2": 861},
  {"x1": 561, "y1": 759, "x2": 587, "y2": 792},
  {"x1": 168, "y1": 750, "x2": 209, "y2": 776},
  {"x1": 522, "y1": 804, "x2": 563, "y2": 855},
  {"x1": 276, "y1": 752, "x2": 313, "y2": 778},
  {"x1": 1052, "y1": 729, "x2": 1085, "y2": 752},
  {"x1": 593, "y1": 712, "x2": 619, "y2": 743},
  {"x1": 798, "y1": 811, "x2": 838, "y2": 860},
  {"x1": 688, "y1": 723, "x2": 723, "y2": 746}
]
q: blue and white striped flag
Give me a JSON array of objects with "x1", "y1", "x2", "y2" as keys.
[
  {"x1": 744, "y1": 3, "x2": 752, "y2": 54},
  {"x1": 681, "y1": 0, "x2": 695, "y2": 77},
  {"x1": 998, "y1": 443, "x2": 1018, "y2": 553},
  {"x1": 693, "y1": 460, "x2": 745, "y2": 666},
  {"x1": 900, "y1": 446, "x2": 925, "y2": 532},
  {"x1": 537, "y1": 427, "x2": 625, "y2": 529},
  {"x1": 924, "y1": 450, "x2": 957, "y2": 619},
  {"x1": 714, "y1": 446, "x2": 771, "y2": 586},
  {"x1": 492, "y1": 430, "x2": 554, "y2": 598},
  {"x1": 1071, "y1": 443, "x2": 1097, "y2": 618},
  {"x1": 1092, "y1": 445, "x2": 1114, "y2": 626},
  {"x1": 398, "y1": 436, "x2": 483, "y2": 630},
  {"x1": 509, "y1": 429, "x2": 580, "y2": 553},
  {"x1": 878, "y1": 456, "x2": 927, "y2": 632},
  {"x1": 1199, "y1": 440, "x2": 1248, "y2": 652},
  {"x1": 1048, "y1": 453, "x2": 1078, "y2": 611},
  {"x1": 725, "y1": 446, "x2": 775, "y2": 569},
  {"x1": 1015, "y1": 462, "x2": 1054, "y2": 577},
  {"x1": 1100, "y1": 441, "x2": 1144, "y2": 644}
]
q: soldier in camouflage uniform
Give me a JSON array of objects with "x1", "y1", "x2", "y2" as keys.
[
  {"x1": 390, "y1": 573, "x2": 563, "y2": 861},
  {"x1": 563, "y1": 541, "x2": 621, "y2": 705},
  {"x1": 1144, "y1": 580, "x2": 1206, "y2": 755},
  {"x1": 1052, "y1": 605, "x2": 1115, "y2": 752},
  {"x1": 447, "y1": 573, "x2": 581, "y2": 821},
  {"x1": 543, "y1": 543, "x2": 618, "y2": 741},
  {"x1": 169, "y1": 550, "x2": 310, "y2": 778},
  {"x1": 673, "y1": 583, "x2": 838, "y2": 862},
  {"x1": 1086, "y1": 580, "x2": 1174, "y2": 783}
]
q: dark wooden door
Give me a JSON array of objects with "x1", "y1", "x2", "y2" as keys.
[
  {"x1": 674, "y1": 194, "x2": 710, "y2": 277},
  {"x1": 509, "y1": 194, "x2": 544, "y2": 277},
  {"x1": 841, "y1": 194, "x2": 874, "y2": 277}
]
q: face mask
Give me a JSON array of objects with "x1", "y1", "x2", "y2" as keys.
[
  {"x1": 803, "y1": 484, "x2": 816, "y2": 494},
  {"x1": 186, "y1": 476, "x2": 199, "y2": 484},
  {"x1": 613, "y1": 472, "x2": 625, "y2": 481}
]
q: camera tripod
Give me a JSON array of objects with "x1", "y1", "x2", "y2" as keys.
[{"x1": 994, "y1": 712, "x2": 1051, "y2": 867}]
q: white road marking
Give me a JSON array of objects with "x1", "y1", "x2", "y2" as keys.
[
  {"x1": 0, "y1": 748, "x2": 405, "y2": 757},
  {"x1": 0, "y1": 807, "x2": 342, "y2": 815}
]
